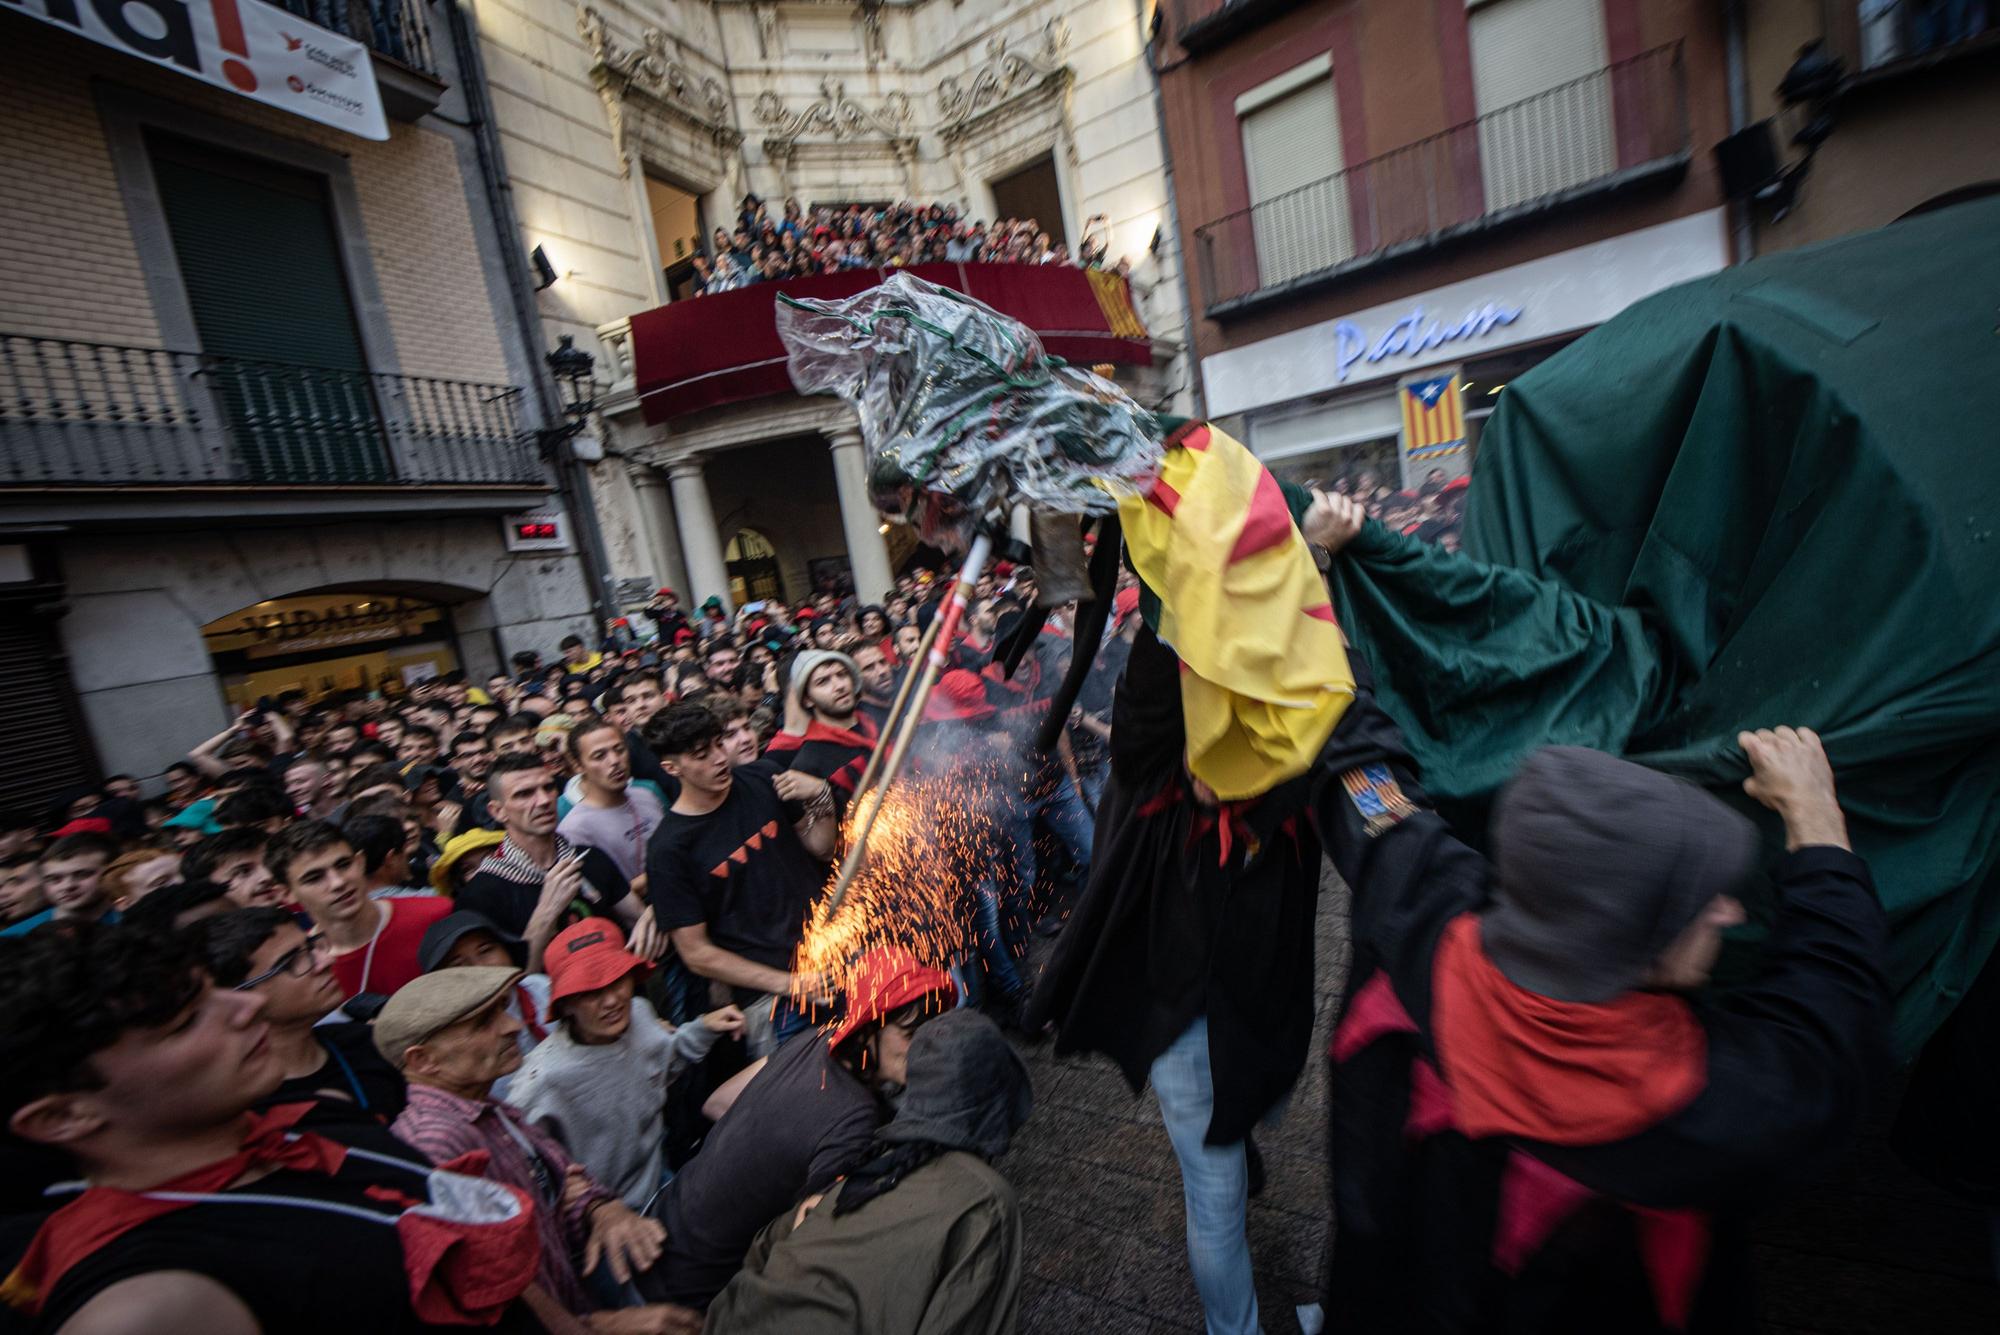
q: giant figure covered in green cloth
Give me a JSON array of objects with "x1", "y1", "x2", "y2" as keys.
[{"x1": 1328, "y1": 196, "x2": 2000, "y2": 1057}]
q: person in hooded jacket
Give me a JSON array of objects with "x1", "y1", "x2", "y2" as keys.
[
  {"x1": 762, "y1": 649, "x2": 879, "y2": 811},
  {"x1": 704, "y1": 1008, "x2": 1031, "y2": 1335},
  {"x1": 1305, "y1": 493, "x2": 1889, "y2": 1333}
]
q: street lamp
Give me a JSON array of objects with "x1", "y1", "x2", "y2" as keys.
[
  {"x1": 544, "y1": 335, "x2": 596, "y2": 435},
  {"x1": 534, "y1": 334, "x2": 617, "y2": 629}
]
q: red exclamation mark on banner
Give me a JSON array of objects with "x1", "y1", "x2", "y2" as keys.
[{"x1": 211, "y1": 0, "x2": 258, "y2": 91}]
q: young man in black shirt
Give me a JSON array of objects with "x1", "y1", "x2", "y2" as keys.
[
  {"x1": 0, "y1": 922, "x2": 549, "y2": 1332},
  {"x1": 457, "y1": 753, "x2": 650, "y2": 974},
  {"x1": 645, "y1": 705, "x2": 837, "y2": 1057},
  {"x1": 197, "y1": 907, "x2": 406, "y2": 1132}
]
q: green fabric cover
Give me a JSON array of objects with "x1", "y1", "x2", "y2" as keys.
[{"x1": 1328, "y1": 198, "x2": 2000, "y2": 1056}]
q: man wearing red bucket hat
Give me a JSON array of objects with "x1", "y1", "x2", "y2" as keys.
[
  {"x1": 510, "y1": 921, "x2": 744, "y2": 1212},
  {"x1": 638, "y1": 946, "x2": 957, "y2": 1310}
]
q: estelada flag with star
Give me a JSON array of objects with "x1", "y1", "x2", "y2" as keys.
[
  {"x1": 1402, "y1": 373, "x2": 1468, "y2": 461},
  {"x1": 1116, "y1": 421, "x2": 1355, "y2": 800}
]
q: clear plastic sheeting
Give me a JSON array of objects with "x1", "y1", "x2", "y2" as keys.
[{"x1": 776, "y1": 273, "x2": 1161, "y2": 546}]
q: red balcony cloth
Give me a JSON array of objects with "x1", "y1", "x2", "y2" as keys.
[{"x1": 630, "y1": 263, "x2": 1154, "y2": 424}]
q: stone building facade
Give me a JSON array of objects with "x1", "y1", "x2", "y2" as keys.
[
  {"x1": 471, "y1": 0, "x2": 1191, "y2": 608},
  {"x1": 0, "y1": 5, "x2": 594, "y2": 793}
]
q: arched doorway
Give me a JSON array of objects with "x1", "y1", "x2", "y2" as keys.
[
  {"x1": 202, "y1": 591, "x2": 461, "y2": 709},
  {"x1": 726, "y1": 529, "x2": 783, "y2": 606}
]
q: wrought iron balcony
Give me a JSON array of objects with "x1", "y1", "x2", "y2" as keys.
[
  {"x1": 1193, "y1": 44, "x2": 1688, "y2": 316},
  {"x1": 273, "y1": 0, "x2": 438, "y2": 77},
  {"x1": 1, "y1": 334, "x2": 542, "y2": 489}
]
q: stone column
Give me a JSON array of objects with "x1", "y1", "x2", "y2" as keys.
[
  {"x1": 826, "y1": 425, "x2": 895, "y2": 601},
  {"x1": 625, "y1": 460, "x2": 689, "y2": 600},
  {"x1": 666, "y1": 456, "x2": 732, "y2": 611}
]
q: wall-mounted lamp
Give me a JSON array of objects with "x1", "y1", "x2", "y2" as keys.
[{"x1": 531, "y1": 244, "x2": 560, "y2": 292}]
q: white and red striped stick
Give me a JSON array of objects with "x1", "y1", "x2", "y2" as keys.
[{"x1": 820, "y1": 531, "x2": 993, "y2": 920}]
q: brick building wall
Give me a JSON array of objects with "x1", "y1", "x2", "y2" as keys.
[
  {"x1": 0, "y1": 19, "x2": 512, "y2": 386},
  {"x1": 1156, "y1": 0, "x2": 1734, "y2": 370}
]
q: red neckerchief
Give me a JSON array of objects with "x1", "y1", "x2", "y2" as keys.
[
  {"x1": 2, "y1": 1105, "x2": 540, "y2": 1327},
  {"x1": 1431, "y1": 914, "x2": 1707, "y2": 1145},
  {"x1": 801, "y1": 715, "x2": 879, "y2": 750},
  {"x1": 1331, "y1": 967, "x2": 1714, "y2": 1331},
  {"x1": 1, "y1": 1103, "x2": 343, "y2": 1315},
  {"x1": 1137, "y1": 777, "x2": 1265, "y2": 867}
]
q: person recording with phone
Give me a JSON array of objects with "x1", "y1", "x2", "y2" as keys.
[{"x1": 456, "y1": 752, "x2": 663, "y2": 973}]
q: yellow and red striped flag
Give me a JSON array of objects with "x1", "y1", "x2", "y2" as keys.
[
  {"x1": 1115, "y1": 422, "x2": 1354, "y2": 801},
  {"x1": 1401, "y1": 373, "x2": 1467, "y2": 462}
]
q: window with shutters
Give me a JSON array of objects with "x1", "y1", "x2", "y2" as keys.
[
  {"x1": 1238, "y1": 55, "x2": 1350, "y2": 288},
  {"x1": 146, "y1": 134, "x2": 391, "y2": 484},
  {"x1": 1468, "y1": 0, "x2": 1614, "y2": 213}
]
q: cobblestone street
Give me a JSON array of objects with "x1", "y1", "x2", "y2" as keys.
[{"x1": 1008, "y1": 872, "x2": 1348, "y2": 1333}]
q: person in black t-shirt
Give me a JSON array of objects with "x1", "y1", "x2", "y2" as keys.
[
  {"x1": 645, "y1": 705, "x2": 837, "y2": 1057},
  {"x1": 0, "y1": 922, "x2": 546, "y2": 1332},
  {"x1": 197, "y1": 907, "x2": 406, "y2": 1132},
  {"x1": 457, "y1": 752, "x2": 651, "y2": 974}
]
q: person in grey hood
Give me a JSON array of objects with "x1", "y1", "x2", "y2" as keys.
[
  {"x1": 704, "y1": 1008, "x2": 1033, "y2": 1335},
  {"x1": 1302, "y1": 485, "x2": 1888, "y2": 1335}
]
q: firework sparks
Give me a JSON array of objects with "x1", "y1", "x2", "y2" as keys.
[{"x1": 791, "y1": 762, "x2": 1016, "y2": 1013}]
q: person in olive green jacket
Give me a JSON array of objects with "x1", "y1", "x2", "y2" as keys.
[{"x1": 704, "y1": 1009, "x2": 1032, "y2": 1335}]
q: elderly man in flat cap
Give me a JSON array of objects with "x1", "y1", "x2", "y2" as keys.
[{"x1": 378, "y1": 967, "x2": 696, "y2": 1333}]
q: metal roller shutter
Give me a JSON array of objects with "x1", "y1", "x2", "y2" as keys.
[{"x1": 0, "y1": 600, "x2": 97, "y2": 819}]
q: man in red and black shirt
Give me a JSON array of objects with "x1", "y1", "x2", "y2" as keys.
[
  {"x1": 764, "y1": 650, "x2": 879, "y2": 808},
  {"x1": 0, "y1": 923, "x2": 550, "y2": 1332}
]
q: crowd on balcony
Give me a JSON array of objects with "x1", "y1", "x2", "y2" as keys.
[
  {"x1": 0, "y1": 480, "x2": 1886, "y2": 1333},
  {"x1": 690, "y1": 193, "x2": 1135, "y2": 295}
]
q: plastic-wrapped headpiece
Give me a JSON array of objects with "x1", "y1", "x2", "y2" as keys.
[{"x1": 776, "y1": 273, "x2": 1161, "y2": 547}]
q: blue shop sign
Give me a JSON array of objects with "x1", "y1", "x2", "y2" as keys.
[{"x1": 1334, "y1": 301, "x2": 1523, "y2": 381}]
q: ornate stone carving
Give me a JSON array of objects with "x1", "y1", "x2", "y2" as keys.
[
  {"x1": 936, "y1": 19, "x2": 1070, "y2": 143},
  {"x1": 577, "y1": 4, "x2": 741, "y2": 173},
  {"x1": 754, "y1": 77, "x2": 913, "y2": 151}
]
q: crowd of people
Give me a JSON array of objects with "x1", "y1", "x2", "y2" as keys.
[
  {"x1": 0, "y1": 560, "x2": 1115, "y2": 1333},
  {"x1": 690, "y1": 193, "x2": 1135, "y2": 295},
  {"x1": 1332, "y1": 465, "x2": 1469, "y2": 552},
  {"x1": 0, "y1": 472, "x2": 1904, "y2": 1335}
]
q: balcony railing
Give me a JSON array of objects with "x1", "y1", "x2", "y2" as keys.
[
  {"x1": 273, "y1": 0, "x2": 438, "y2": 77},
  {"x1": 1, "y1": 334, "x2": 541, "y2": 488},
  {"x1": 1839, "y1": 0, "x2": 2000, "y2": 76},
  {"x1": 1194, "y1": 44, "x2": 1687, "y2": 314}
]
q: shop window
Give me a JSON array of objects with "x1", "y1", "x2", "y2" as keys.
[{"x1": 203, "y1": 593, "x2": 458, "y2": 707}]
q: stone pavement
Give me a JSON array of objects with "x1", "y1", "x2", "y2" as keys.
[{"x1": 1004, "y1": 870, "x2": 2000, "y2": 1333}]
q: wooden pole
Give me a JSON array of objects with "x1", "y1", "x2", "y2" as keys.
[
  {"x1": 821, "y1": 532, "x2": 993, "y2": 920},
  {"x1": 848, "y1": 605, "x2": 945, "y2": 803}
]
